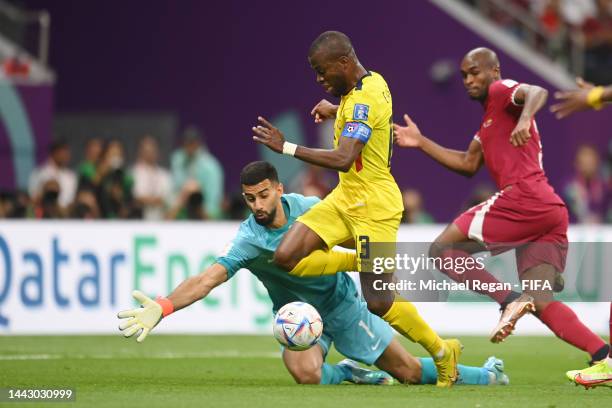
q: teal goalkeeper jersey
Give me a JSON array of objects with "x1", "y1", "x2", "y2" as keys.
[{"x1": 216, "y1": 193, "x2": 359, "y2": 318}]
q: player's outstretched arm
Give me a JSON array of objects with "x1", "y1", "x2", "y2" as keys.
[
  {"x1": 117, "y1": 263, "x2": 228, "y2": 342},
  {"x1": 510, "y1": 84, "x2": 548, "y2": 147},
  {"x1": 393, "y1": 114, "x2": 483, "y2": 177},
  {"x1": 167, "y1": 263, "x2": 228, "y2": 311},
  {"x1": 551, "y1": 78, "x2": 612, "y2": 119},
  {"x1": 253, "y1": 116, "x2": 363, "y2": 172}
]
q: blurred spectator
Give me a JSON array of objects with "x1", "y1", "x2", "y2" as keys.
[
  {"x1": 582, "y1": 0, "x2": 612, "y2": 83},
  {"x1": 224, "y1": 191, "x2": 249, "y2": 220},
  {"x1": 289, "y1": 165, "x2": 333, "y2": 199},
  {"x1": 171, "y1": 126, "x2": 224, "y2": 219},
  {"x1": 132, "y1": 135, "x2": 172, "y2": 220},
  {"x1": 0, "y1": 190, "x2": 30, "y2": 218},
  {"x1": 96, "y1": 140, "x2": 137, "y2": 218},
  {"x1": 538, "y1": 0, "x2": 565, "y2": 34},
  {"x1": 464, "y1": 0, "x2": 609, "y2": 82},
  {"x1": 564, "y1": 144, "x2": 607, "y2": 223},
  {"x1": 29, "y1": 140, "x2": 77, "y2": 208},
  {"x1": 77, "y1": 138, "x2": 103, "y2": 184},
  {"x1": 531, "y1": 0, "x2": 596, "y2": 27},
  {"x1": 484, "y1": 0, "x2": 530, "y2": 35},
  {"x1": 70, "y1": 184, "x2": 101, "y2": 219},
  {"x1": 560, "y1": 0, "x2": 597, "y2": 26},
  {"x1": 33, "y1": 179, "x2": 66, "y2": 219},
  {"x1": 401, "y1": 188, "x2": 434, "y2": 224},
  {"x1": 537, "y1": 0, "x2": 570, "y2": 60},
  {"x1": 96, "y1": 140, "x2": 128, "y2": 183},
  {"x1": 166, "y1": 179, "x2": 207, "y2": 220}
]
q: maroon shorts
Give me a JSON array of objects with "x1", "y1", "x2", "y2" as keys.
[{"x1": 454, "y1": 181, "x2": 568, "y2": 275}]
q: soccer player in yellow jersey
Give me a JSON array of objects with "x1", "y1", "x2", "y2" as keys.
[{"x1": 252, "y1": 31, "x2": 461, "y2": 387}]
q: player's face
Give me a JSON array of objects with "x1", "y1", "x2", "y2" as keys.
[
  {"x1": 460, "y1": 58, "x2": 497, "y2": 101},
  {"x1": 309, "y1": 52, "x2": 349, "y2": 97},
  {"x1": 241, "y1": 179, "x2": 283, "y2": 226}
]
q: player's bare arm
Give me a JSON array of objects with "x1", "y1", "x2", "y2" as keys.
[
  {"x1": 167, "y1": 263, "x2": 228, "y2": 311},
  {"x1": 393, "y1": 113, "x2": 483, "y2": 177},
  {"x1": 253, "y1": 116, "x2": 364, "y2": 172},
  {"x1": 118, "y1": 263, "x2": 228, "y2": 342},
  {"x1": 551, "y1": 77, "x2": 612, "y2": 119},
  {"x1": 311, "y1": 99, "x2": 338, "y2": 123},
  {"x1": 510, "y1": 84, "x2": 548, "y2": 147}
]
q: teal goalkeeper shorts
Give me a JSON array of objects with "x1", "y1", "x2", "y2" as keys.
[{"x1": 316, "y1": 296, "x2": 394, "y2": 365}]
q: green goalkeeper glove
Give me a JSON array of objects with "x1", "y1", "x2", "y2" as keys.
[{"x1": 117, "y1": 290, "x2": 173, "y2": 343}]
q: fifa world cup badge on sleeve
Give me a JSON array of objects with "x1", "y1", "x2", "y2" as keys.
[{"x1": 353, "y1": 104, "x2": 369, "y2": 120}]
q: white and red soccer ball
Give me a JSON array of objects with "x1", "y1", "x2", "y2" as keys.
[{"x1": 273, "y1": 302, "x2": 323, "y2": 351}]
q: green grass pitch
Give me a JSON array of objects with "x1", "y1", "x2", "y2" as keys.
[{"x1": 1, "y1": 335, "x2": 610, "y2": 407}]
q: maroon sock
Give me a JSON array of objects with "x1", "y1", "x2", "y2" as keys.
[
  {"x1": 539, "y1": 301, "x2": 606, "y2": 357},
  {"x1": 439, "y1": 248, "x2": 511, "y2": 304}
]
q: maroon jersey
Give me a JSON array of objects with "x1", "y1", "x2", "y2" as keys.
[
  {"x1": 454, "y1": 79, "x2": 568, "y2": 272},
  {"x1": 475, "y1": 79, "x2": 547, "y2": 190}
]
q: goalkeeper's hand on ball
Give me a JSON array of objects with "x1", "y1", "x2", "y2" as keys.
[{"x1": 117, "y1": 290, "x2": 169, "y2": 343}]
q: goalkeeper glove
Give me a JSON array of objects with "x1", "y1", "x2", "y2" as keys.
[{"x1": 117, "y1": 290, "x2": 174, "y2": 343}]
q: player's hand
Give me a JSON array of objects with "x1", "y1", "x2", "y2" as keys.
[
  {"x1": 117, "y1": 290, "x2": 163, "y2": 343},
  {"x1": 550, "y1": 78, "x2": 595, "y2": 119},
  {"x1": 310, "y1": 99, "x2": 338, "y2": 123},
  {"x1": 393, "y1": 114, "x2": 422, "y2": 148},
  {"x1": 252, "y1": 116, "x2": 285, "y2": 153},
  {"x1": 510, "y1": 119, "x2": 531, "y2": 147}
]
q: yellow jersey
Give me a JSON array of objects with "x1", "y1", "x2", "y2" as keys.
[{"x1": 331, "y1": 71, "x2": 403, "y2": 220}]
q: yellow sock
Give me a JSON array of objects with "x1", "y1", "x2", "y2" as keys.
[
  {"x1": 289, "y1": 250, "x2": 357, "y2": 277},
  {"x1": 382, "y1": 297, "x2": 444, "y2": 359}
]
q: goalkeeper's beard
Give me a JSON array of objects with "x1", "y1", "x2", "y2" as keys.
[{"x1": 254, "y1": 207, "x2": 277, "y2": 226}]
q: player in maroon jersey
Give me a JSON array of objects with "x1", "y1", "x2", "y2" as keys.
[{"x1": 393, "y1": 47, "x2": 609, "y2": 365}]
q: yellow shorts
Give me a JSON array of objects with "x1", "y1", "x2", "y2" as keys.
[{"x1": 297, "y1": 192, "x2": 401, "y2": 272}]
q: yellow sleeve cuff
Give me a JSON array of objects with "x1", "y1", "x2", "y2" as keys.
[{"x1": 587, "y1": 86, "x2": 605, "y2": 110}]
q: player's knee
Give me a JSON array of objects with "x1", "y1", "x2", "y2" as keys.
[
  {"x1": 428, "y1": 241, "x2": 445, "y2": 260},
  {"x1": 273, "y1": 247, "x2": 298, "y2": 271},
  {"x1": 365, "y1": 299, "x2": 393, "y2": 317},
  {"x1": 291, "y1": 366, "x2": 321, "y2": 384}
]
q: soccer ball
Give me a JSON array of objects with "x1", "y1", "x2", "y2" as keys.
[{"x1": 273, "y1": 302, "x2": 323, "y2": 351}]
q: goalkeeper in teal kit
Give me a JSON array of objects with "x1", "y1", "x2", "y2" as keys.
[{"x1": 118, "y1": 161, "x2": 509, "y2": 386}]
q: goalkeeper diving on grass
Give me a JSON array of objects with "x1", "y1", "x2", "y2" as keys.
[{"x1": 117, "y1": 161, "x2": 509, "y2": 386}]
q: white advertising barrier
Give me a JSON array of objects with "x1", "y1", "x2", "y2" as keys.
[{"x1": 0, "y1": 222, "x2": 609, "y2": 335}]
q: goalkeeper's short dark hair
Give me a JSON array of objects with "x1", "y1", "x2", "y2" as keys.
[{"x1": 240, "y1": 161, "x2": 279, "y2": 186}]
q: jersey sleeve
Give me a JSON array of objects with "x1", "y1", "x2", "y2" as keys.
[
  {"x1": 296, "y1": 194, "x2": 320, "y2": 213},
  {"x1": 339, "y1": 94, "x2": 376, "y2": 144},
  {"x1": 490, "y1": 79, "x2": 524, "y2": 116},
  {"x1": 215, "y1": 226, "x2": 260, "y2": 279},
  {"x1": 283, "y1": 193, "x2": 321, "y2": 216}
]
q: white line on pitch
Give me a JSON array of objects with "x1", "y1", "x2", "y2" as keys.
[{"x1": 0, "y1": 351, "x2": 281, "y2": 360}]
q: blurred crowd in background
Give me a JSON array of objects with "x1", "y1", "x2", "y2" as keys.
[
  {"x1": 0, "y1": 1, "x2": 610, "y2": 224},
  {"x1": 464, "y1": 0, "x2": 612, "y2": 84},
  {"x1": 0, "y1": 127, "x2": 609, "y2": 224}
]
